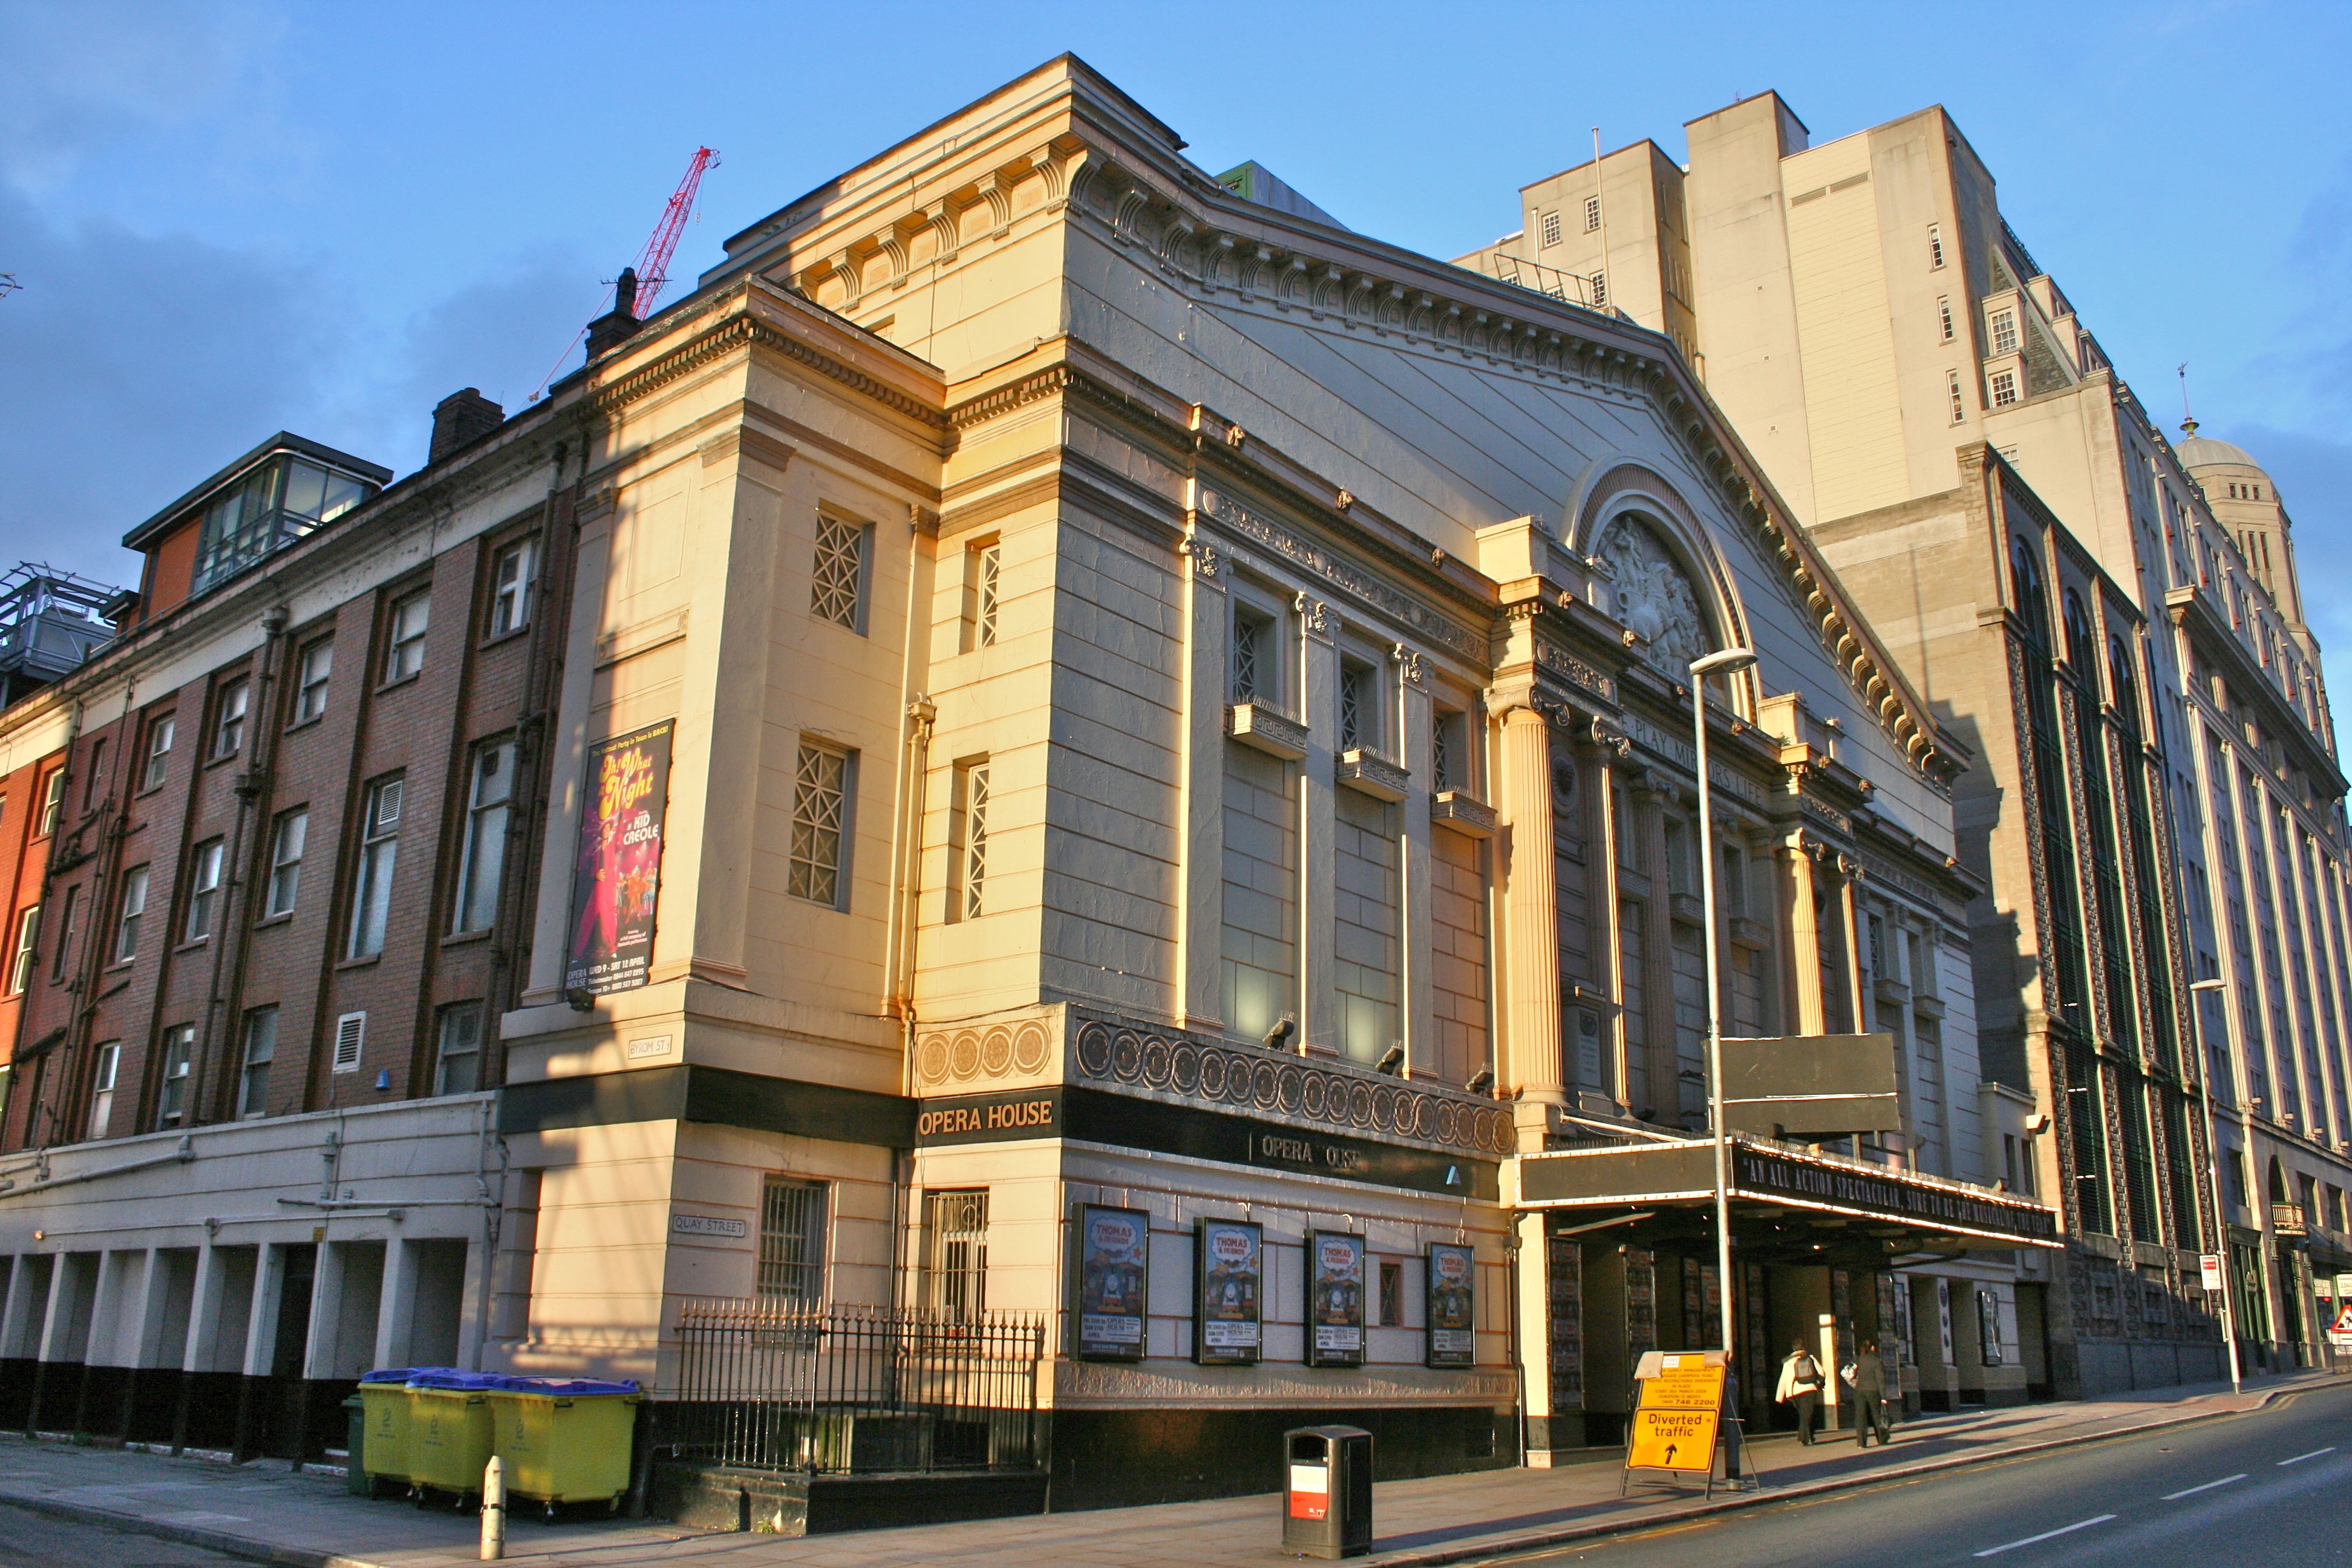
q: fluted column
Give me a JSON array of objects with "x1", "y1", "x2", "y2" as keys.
[
  {"x1": 1497, "y1": 698, "x2": 1566, "y2": 1125},
  {"x1": 1779, "y1": 835, "x2": 1828, "y2": 1036}
]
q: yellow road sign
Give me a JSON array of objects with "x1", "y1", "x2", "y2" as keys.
[{"x1": 1627, "y1": 1406, "x2": 1720, "y2": 1473}]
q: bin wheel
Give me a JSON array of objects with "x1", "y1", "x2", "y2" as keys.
[
  {"x1": 544, "y1": 1499, "x2": 560, "y2": 1521},
  {"x1": 411, "y1": 1487, "x2": 431, "y2": 1509},
  {"x1": 606, "y1": 1497, "x2": 621, "y2": 1515}
]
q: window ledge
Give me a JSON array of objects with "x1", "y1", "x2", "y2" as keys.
[
  {"x1": 479, "y1": 626, "x2": 531, "y2": 652},
  {"x1": 336, "y1": 954, "x2": 383, "y2": 972},
  {"x1": 284, "y1": 715, "x2": 325, "y2": 734},
  {"x1": 203, "y1": 750, "x2": 242, "y2": 769},
  {"x1": 1226, "y1": 702, "x2": 1308, "y2": 762},
  {"x1": 376, "y1": 672, "x2": 422, "y2": 694},
  {"x1": 1429, "y1": 789, "x2": 1496, "y2": 838},
  {"x1": 172, "y1": 938, "x2": 210, "y2": 955},
  {"x1": 440, "y1": 929, "x2": 494, "y2": 949},
  {"x1": 1336, "y1": 748, "x2": 1409, "y2": 802},
  {"x1": 252, "y1": 912, "x2": 295, "y2": 930}
]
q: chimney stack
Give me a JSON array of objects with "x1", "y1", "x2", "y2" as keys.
[
  {"x1": 584, "y1": 266, "x2": 642, "y2": 362},
  {"x1": 429, "y1": 388, "x2": 505, "y2": 465}
]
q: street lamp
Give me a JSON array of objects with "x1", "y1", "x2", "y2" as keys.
[
  {"x1": 2190, "y1": 975, "x2": 2244, "y2": 1394},
  {"x1": 1692, "y1": 645, "x2": 1758, "y2": 1359}
]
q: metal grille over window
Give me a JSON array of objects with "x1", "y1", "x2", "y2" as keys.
[
  {"x1": 789, "y1": 743, "x2": 849, "y2": 907},
  {"x1": 810, "y1": 514, "x2": 867, "y2": 630},
  {"x1": 976, "y1": 542, "x2": 1001, "y2": 648},
  {"x1": 1232, "y1": 607, "x2": 1267, "y2": 702},
  {"x1": 757, "y1": 1177, "x2": 829, "y2": 1302},
  {"x1": 925, "y1": 1189, "x2": 989, "y2": 1320},
  {"x1": 961, "y1": 762, "x2": 990, "y2": 921},
  {"x1": 1341, "y1": 666, "x2": 1363, "y2": 751}
]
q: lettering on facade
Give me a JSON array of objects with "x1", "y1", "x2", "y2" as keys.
[
  {"x1": 1255, "y1": 1132, "x2": 1368, "y2": 1174},
  {"x1": 1733, "y1": 1146, "x2": 2057, "y2": 1243},
  {"x1": 1200, "y1": 488, "x2": 1483, "y2": 662},
  {"x1": 1618, "y1": 714, "x2": 1768, "y2": 806},
  {"x1": 916, "y1": 1098, "x2": 1057, "y2": 1139}
]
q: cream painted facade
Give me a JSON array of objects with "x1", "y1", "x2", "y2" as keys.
[{"x1": 1472, "y1": 89, "x2": 2352, "y2": 1387}]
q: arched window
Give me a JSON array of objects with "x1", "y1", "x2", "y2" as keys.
[
  {"x1": 2011, "y1": 536, "x2": 2045, "y2": 636},
  {"x1": 2063, "y1": 590, "x2": 2095, "y2": 679}
]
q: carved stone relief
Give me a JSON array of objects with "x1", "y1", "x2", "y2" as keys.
[{"x1": 1596, "y1": 516, "x2": 1713, "y2": 679}]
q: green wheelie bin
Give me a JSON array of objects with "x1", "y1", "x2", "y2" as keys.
[{"x1": 483, "y1": 1376, "x2": 642, "y2": 1514}]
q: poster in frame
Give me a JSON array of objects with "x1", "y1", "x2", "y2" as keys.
[
  {"x1": 1073, "y1": 1204, "x2": 1149, "y2": 1361},
  {"x1": 1307, "y1": 1230, "x2": 1366, "y2": 1368},
  {"x1": 563, "y1": 720, "x2": 675, "y2": 996},
  {"x1": 1425, "y1": 1242, "x2": 1476, "y2": 1368},
  {"x1": 1194, "y1": 1218, "x2": 1263, "y2": 1365}
]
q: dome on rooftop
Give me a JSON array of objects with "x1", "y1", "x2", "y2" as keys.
[{"x1": 2175, "y1": 433, "x2": 2264, "y2": 472}]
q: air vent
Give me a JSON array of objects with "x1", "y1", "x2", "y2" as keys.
[
  {"x1": 333, "y1": 1011, "x2": 366, "y2": 1074},
  {"x1": 374, "y1": 779, "x2": 403, "y2": 830}
]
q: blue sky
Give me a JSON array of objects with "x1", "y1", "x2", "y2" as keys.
[{"x1": 4, "y1": 1, "x2": 2347, "y2": 687}]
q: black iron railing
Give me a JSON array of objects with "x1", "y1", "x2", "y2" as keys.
[{"x1": 668, "y1": 1301, "x2": 1045, "y2": 1474}]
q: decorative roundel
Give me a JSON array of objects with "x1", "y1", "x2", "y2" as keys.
[
  {"x1": 1301, "y1": 1074, "x2": 1328, "y2": 1120},
  {"x1": 1075, "y1": 1021, "x2": 1114, "y2": 1078},
  {"x1": 1198, "y1": 1049, "x2": 1227, "y2": 1099},
  {"x1": 1324, "y1": 1076, "x2": 1352, "y2": 1126},
  {"x1": 1111, "y1": 1029, "x2": 1143, "y2": 1081},
  {"x1": 1012, "y1": 1023, "x2": 1051, "y2": 1074},
  {"x1": 1275, "y1": 1065, "x2": 1303, "y2": 1114},
  {"x1": 1229, "y1": 1054, "x2": 1258, "y2": 1105},
  {"x1": 1350, "y1": 1081, "x2": 1375, "y2": 1128},
  {"x1": 1142, "y1": 1036, "x2": 1172, "y2": 1088},
  {"x1": 1436, "y1": 1101, "x2": 1458, "y2": 1144},
  {"x1": 1252, "y1": 1060, "x2": 1281, "y2": 1109},
  {"x1": 1485, "y1": 1108, "x2": 1512, "y2": 1151},
  {"x1": 1411, "y1": 1095, "x2": 1436, "y2": 1139},
  {"x1": 1552, "y1": 752, "x2": 1578, "y2": 811},
  {"x1": 918, "y1": 1034, "x2": 950, "y2": 1085},
  {"x1": 950, "y1": 1031, "x2": 982, "y2": 1080},
  {"x1": 1171, "y1": 1043, "x2": 1200, "y2": 1094},
  {"x1": 981, "y1": 1027, "x2": 1013, "y2": 1077}
]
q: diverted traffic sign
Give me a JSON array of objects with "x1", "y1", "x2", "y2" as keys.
[{"x1": 1622, "y1": 1352, "x2": 1725, "y2": 1488}]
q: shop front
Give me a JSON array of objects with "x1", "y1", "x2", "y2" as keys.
[{"x1": 1511, "y1": 1136, "x2": 2060, "y2": 1457}]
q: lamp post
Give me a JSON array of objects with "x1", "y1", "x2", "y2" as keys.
[
  {"x1": 2190, "y1": 975, "x2": 2244, "y2": 1394},
  {"x1": 1692, "y1": 646, "x2": 1759, "y2": 1357}
]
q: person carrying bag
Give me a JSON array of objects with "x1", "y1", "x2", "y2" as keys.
[
  {"x1": 1841, "y1": 1339, "x2": 1890, "y2": 1448},
  {"x1": 1774, "y1": 1339, "x2": 1824, "y2": 1445}
]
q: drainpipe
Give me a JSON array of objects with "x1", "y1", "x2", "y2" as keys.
[{"x1": 888, "y1": 696, "x2": 935, "y2": 1312}]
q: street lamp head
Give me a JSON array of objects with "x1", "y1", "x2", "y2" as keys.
[
  {"x1": 2190, "y1": 978, "x2": 2229, "y2": 993},
  {"x1": 1690, "y1": 647, "x2": 1758, "y2": 678}
]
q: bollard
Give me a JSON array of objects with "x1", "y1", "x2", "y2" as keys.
[{"x1": 480, "y1": 1454, "x2": 505, "y2": 1561}]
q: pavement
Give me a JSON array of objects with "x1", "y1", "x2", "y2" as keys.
[{"x1": 0, "y1": 1370, "x2": 2335, "y2": 1568}]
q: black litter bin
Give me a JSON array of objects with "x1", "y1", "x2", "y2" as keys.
[{"x1": 1282, "y1": 1425, "x2": 1371, "y2": 1559}]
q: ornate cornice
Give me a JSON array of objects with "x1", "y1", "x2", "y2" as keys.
[{"x1": 589, "y1": 293, "x2": 948, "y2": 433}]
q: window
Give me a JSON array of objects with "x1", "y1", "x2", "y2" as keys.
[
  {"x1": 183, "y1": 840, "x2": 224, "y2": 941},
  {"x1": 50, "y1": 883, "x2": 78, "y2": 979},
  {"x1": 1990, "y1": 309, "x2": 2019, "y2": 355},
  {"x1": 954, "y1": 759, "x2": 990, "y2": 922},
  {"x1": 1936, "y1": 295, "x2": 1955, "y2": 342},
  {"x1": 328, "y1": 1010, "x2": 365, "y2": 1076},
  {"x1": 238, "y1": 1006, "x2": 276, "y2": 1119},
  {"x1": 1339, "y1": 657, "x2": 1378, "y2": 753},
  {"x1": 266, "y1": 809, "x2": 307, "y2": 916},
  {"x1": 489, "y1": 538, "x2": 536, "y2": 637},
  {"x1": 38, "y1": 767, "x2": 65, "y2": 835},
  {"x1": 1232, "y1": 601, "x2": 1273, "y2": 704},
  {"x1": 212, "y1": 679, "x2": 249, "y2": 758},
  {"x1": 1928, "y1": 223, "x2": 1945, "y2": 269},
  {"x1": 1378, "y1": 1258, "x2": 1403, "y2": 1327},
  {"x1": 434, "y1": 1002, "x2": 482, "y2": 1094},
  {"x1": 757, "y1": 1177, "x2": 829, "y2": 1302},
  {"x1": 294, "y1": 641, "x2": 332, "y2": 724},
  {"x1": 1433, "y1": 709, "x2": 1469, "y2": 793},
  {"x1": 6, "y1": 905, "x2": 38, "y2": 995},
  {"x1": 140, "y1": 716, "x2": 175, "y2": 790},
  {"x1": 788, "y1": 743, "x2": 851, "y2": 908},
  {"x1": 385, "y1": 593, "x2": 430, "y2": 682},
  {"x1": 969, "y1": 540, "x2": 1002, "y2": 650},
  {"x1": 348, "y1": 776, "x2": 403, "y2": 958},
  {"x1": 155, "y1": 1024, "x2": 194, "y2": 1128},
  {"x1": 809, "y1": 513, "x2": 871, "y2": 632},
  {"x1": 1539, "y1": 209, "x2": 1561, "y2": 249},
  {"x1": 1584, "y1": 195, "x2": 1601, "y2": 232},
  {"x1": 83, "y1": 739, "x2": 106, "y2": 811},
  {"x1": 1990, "y1": 369, "x2": 2019, "y2": 408},
  {"x1": 87, "y1": 1042, "x2": 119, "y2": 1141},
  {"x1": 1590, "y1": 270, "x2": 1609, "y2": 309},
  {"x1": 113, "y1": 866, "x2": 149, "y2": 961},
  {"x1": 454, "y1": 738, "x2": 515, "y2": 932},
  {"x1": 1948, "y1": 369, "x2": 1967, "y2": 423},
  {"x1": 924, "y1": 1189, "x2": 988, "y2": 1319}
]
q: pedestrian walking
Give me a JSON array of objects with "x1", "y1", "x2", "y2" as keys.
[
  {"x1": 1774, "y1": 1338, "x2": 1824, "y2": 1445},
  {"x1": 1843, "y1": 1338, "x2": 1890, "y2": 1448}
]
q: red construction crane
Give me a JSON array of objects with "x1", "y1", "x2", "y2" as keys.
[{"x1": 628, "y1": 146, "x2": 720, "y2": 319}]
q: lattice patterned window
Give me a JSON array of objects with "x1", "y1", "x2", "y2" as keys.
[
  {"x1": 1936, "y1": 296, "x2": 1955, "y2": 342},
  {"x1": 1232, "y1": 603, "x2": 1271, "y2": 703},
  {"x1": 1340, "y1": 658, "x2": 1379, "y2": 753},
  {"x1": 758, "y1": 1177, "x2": 829, "y2": 1302},
  {"x1": 1990, "y1": 369, "x2": 2019, "y2": 408},
  {"x1": 1927, "y1": 223, "x2": 1945, "y2": 269},
  {"x1": 1539, "y1": 210, "x2": 1561, "y2": 249},
  {"x1": 1590, "y1": 270, "x2": 1609, "y2": 309},
  {"x1": 1990, "y1": 309, "x2": 2019, "y2": 355},
  {"x1": 976, "y1": 542, "x2": 1001, "y2": 647},
  {"x1": 789, "y1": 742, "x2": 851, "y2": 908},
  {"x1": 1584, "y1": 195, "x2": 1601, "y2": 232},
  {"x1": 809, "y1": 514, "x2": 870, "y2": 631},
  {"x1": 924, "y1": 1189, "x2": 989, "y2": 1319},
  {"x1": 1947, "y1": 370, "x2": 1966, "y2": 423},
  {"x1": 957, "y1": 760, "x2": 990, "y2": 922},
  {"x1": 1432, "y1": 710, "x2": 1461, "y2": 792}
]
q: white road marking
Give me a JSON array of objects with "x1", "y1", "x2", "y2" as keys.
[
  {"x1": 2161, "y1": 1473, "x2": 2246, "y2": 1499},
  {"x1": 2278, "y1": 1446, "x2": 2336, "y2": 1466},
  {"x1": 1973, "y1": 1515, "x2": 2118, "y2": 1557}
]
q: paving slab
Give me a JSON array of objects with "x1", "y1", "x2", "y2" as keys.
[{"x1": 0, "y1": 1370, "x2": 2333, "y2": 1568}]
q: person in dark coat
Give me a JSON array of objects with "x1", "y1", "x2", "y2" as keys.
[
  {"x1": 1844, "y1": 1338, "x2": 1889, "y2": 1447},
  {"x1": 1775, "y1": 1338, "x2": 1825, "y2": 1444},
  {"x1": 1719, "y1": 1349, "x2": 1743, "y2": 1481}
]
